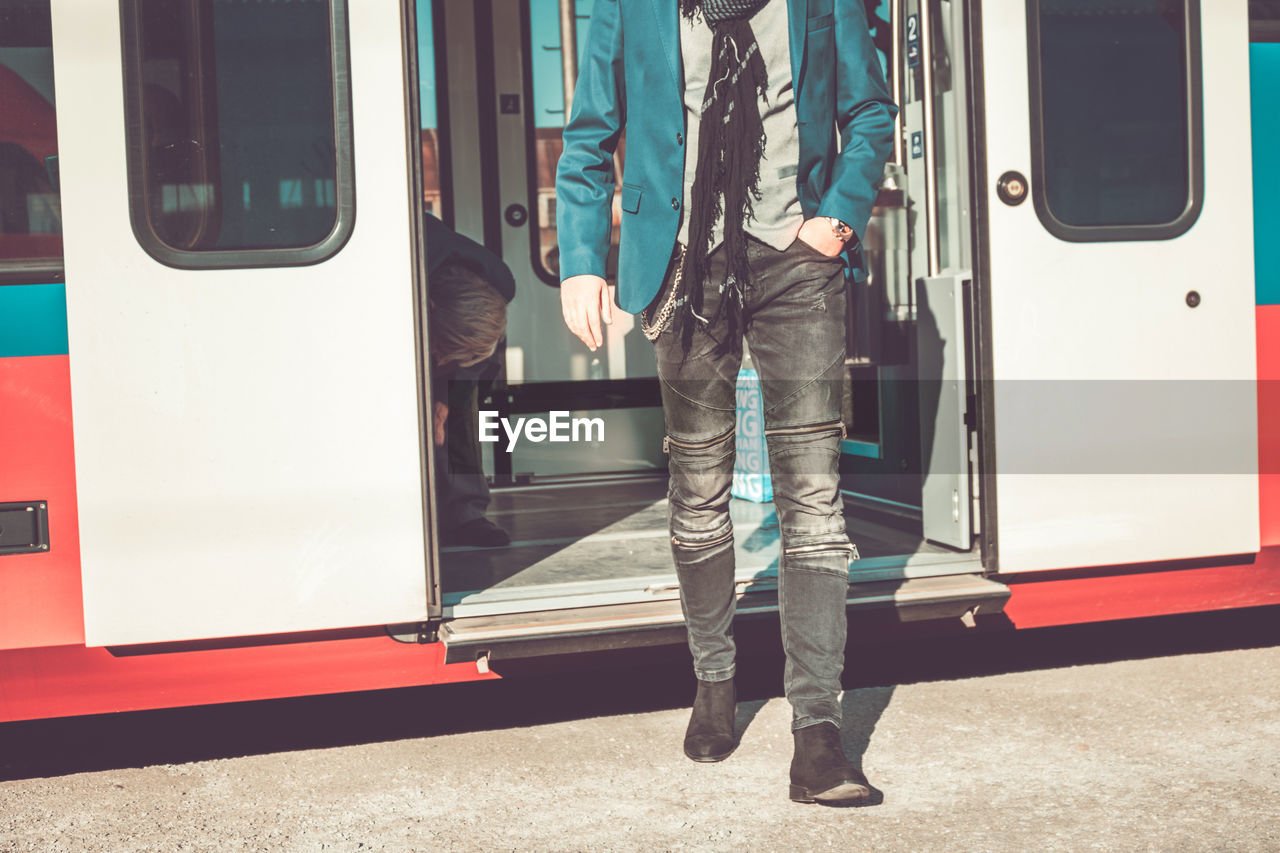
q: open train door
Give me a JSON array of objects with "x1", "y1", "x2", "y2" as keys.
[
  {"x1": 975, "y1": 0, "x2": 1259, "y2": 571},
  {"x1": 51, "y1": 1, "x2": 437, "y2": 645}
]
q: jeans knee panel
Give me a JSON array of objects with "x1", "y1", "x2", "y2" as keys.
[
  {"x1": 764, "y1": 419, "x2": 843, "y2": 452},
  {"x1": 666, "y1": 427, "x2": 735, "y2": 524},
  {"x1": 781, "y1": 530, "x2": 857, "y2": 579},
  {"x1": 671, "y1": 520, "x2": 735, "y2": 560},
  {"x1": 658, "y1": 377, "x2": 737, "y2": 426},
  {"x1": 664, "y1": 427, "x2": 736, "y2": 469},
  {"x1": 764, "y1": 421, "x2": 843, "y2": 475},
  {"x1": 759, "y1": 351, "x2": 846, "y2": 419},
  {"x1": 783, "y1": 555, "x2": 854, "y2": 581}
]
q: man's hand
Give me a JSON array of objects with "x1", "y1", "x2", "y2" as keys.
[
  {"x1": 796, "y1": 217, "x2": 849, "y2": 258},
  {"x1": 560, "y1": 274, "x2": 613, "y2": 351},
  {"x1": 433, "y1": 401, "x2": 449, "y2": 447}
]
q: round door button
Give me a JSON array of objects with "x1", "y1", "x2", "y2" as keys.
[
  {"x1": 997, "y1": 170, "x2": 1029, "y2": 206},
  {"x1": 504, "y1": 204, "x2": 528, "y2": 227},
  {"x1": 676, "y1": 132, "x2": 684, "y2": 145},
  {"x1": 671, "y1": 197, "x2": 680, "y2": 211}
]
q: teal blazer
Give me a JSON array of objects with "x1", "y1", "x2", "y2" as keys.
[{"x1": 555, "y1": 0, "x2": 898, "y2": 314}]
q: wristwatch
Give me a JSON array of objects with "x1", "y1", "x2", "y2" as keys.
[{"x1": 827, "y1": 217, "x2": 854, "y2": 242}]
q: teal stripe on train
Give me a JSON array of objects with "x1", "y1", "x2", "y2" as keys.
[
  {"x1": 0, "y1": 283, "x2": 69, "y2": 357},
  {"x1": 1253, "y1": 43, "x2": 1280, "y2": 306}
]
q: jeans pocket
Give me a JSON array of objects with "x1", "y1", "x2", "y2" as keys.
[{"x1": 790, "y1": 235, "x2": 845, "y2": 264}]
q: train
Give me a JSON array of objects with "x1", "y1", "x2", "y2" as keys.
[{"x1": 1, "y1": 0, "x2": 1278, "y2": 723}]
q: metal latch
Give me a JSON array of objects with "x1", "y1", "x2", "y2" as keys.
[{"x1": 0, "y1": 501, "x2": 49, "y2": 556}]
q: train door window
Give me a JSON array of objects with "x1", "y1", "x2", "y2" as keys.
[
  {"x1": 416, "y1": 0, "x2": 451, "y2": 223},
  {"x1": 119, "y1": 0, "x2": 354, "y2": 268},
  {"x1": 526, "y1": 0, "x2": 623, "y2": 284},
  {"x1": 1027, "y1": 0, "x2": 1203, "y2": 241},
  {"x1": 0, "y1": 0, "x2": 61, "y2": 280}
]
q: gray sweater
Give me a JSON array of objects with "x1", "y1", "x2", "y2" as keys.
[{"x1": 677, "y1": 0, "x2": 805, "y2": 252}]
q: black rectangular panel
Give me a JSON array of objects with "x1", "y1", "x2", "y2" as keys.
[{"x1": 0, "y1": 501, "x2": 49, "y2": 555}]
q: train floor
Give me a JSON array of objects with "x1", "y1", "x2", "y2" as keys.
[{"x1": 438, "y1": 478, "x2": 953, "y2": 606}]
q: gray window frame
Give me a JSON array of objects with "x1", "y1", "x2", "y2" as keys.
[
  {"x1": 118, "y1": 0, "x2": 355, "y2": 269},
  {"x1": 1025, "y1": 0, "x2": 1204, "y2": 242}
]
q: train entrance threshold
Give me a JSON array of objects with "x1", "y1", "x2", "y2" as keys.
[{"x1": 436, "y1": 477, "x2": 1009, "y2": 667}]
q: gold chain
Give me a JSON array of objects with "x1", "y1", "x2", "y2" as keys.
[{"x1": 640, "y1": 245, "x2": 688, "y2": 341}]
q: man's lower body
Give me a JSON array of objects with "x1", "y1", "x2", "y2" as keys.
[
  {"x1": 435, "y1": 357, "x2": 510, "y2": 548},
  {"x1": 651, "y1": 235, "x2": 870, "y2": 805}
]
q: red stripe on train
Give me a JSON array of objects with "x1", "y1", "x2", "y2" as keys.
[
  {"x1": 1257, "y1": 305, "x2": 1280, "y2": 547},
  {"x1": 0, "y1": 355, "x2": 82, "y2": 650},
  {"x1": 1000, "y1": 548, "x2": 1280, "y2": 630},
  {"x1": 0, "y1": 637, "x2": 496, "y2": 724}
]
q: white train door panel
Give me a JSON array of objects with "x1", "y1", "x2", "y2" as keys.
[
  {"x1": 980, "y1": 1, "x2": 1259, "y2": 571},
  {"x1": 53, "y1": 1, "x2": 431, "y2": 644}
]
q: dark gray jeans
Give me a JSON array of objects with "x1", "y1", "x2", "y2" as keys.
[{"x1": 652, "y1": 236, "x2": 856, "y2": 732}]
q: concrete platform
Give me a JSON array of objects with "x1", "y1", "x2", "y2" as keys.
[{"x1": 2, "y1": 606, "x2": 1278, "y2": 851}]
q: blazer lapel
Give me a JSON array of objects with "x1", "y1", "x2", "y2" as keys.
[
  {"x1": 650, "y1": 0, "x2": 680, "y2": 90},
  {"x1": 787, "y1": 0, "x2": 809, "y2": 95}
]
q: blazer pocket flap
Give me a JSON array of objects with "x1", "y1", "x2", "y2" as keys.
[
  {"x1": 621, "y1": 183, "x2": 643, "y2": 214},
  {"x1": 807, "y1": 13, "x2": 833, "y2": 31}
]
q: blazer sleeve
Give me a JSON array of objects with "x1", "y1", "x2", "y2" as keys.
[
  {"x1": 554, "y1": 0, "x2": 626, "y2": 282},
  {"x1": 816, "y1": 0, "x2": 899, "y2": 241}
]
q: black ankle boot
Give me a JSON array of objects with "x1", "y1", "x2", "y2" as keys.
[
  {"x1": 683, "y1": 677, "x2": 737, "y2": 762},
  {"x1": 789, "y1": 722, "x2": 871, "y2": 805}
]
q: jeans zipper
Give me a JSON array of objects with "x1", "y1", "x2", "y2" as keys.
[
  {"x1": 783, "y1": 542, "x2": 860, "y2": 558},
  {"x1": 663, "y1": 428, "x2": 735, "y2": 455},
  {"x1": 671, "y1": 529, "x2": 734, "y2": 550},
  {"x1": 763, "y1": 421, "x2": 847, "y2": 440}
]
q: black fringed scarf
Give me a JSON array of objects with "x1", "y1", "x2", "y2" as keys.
[{"x1": 675, "y1": 0, "x2": 770, "y2": 356}]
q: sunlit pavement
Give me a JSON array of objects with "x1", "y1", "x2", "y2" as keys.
[{"x1": 3, "y1": 607, "x2": 1279, "y2": 852}]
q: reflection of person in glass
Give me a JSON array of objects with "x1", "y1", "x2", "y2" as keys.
[
  {"x1": 555, "y1": 0, "x2": 896, "y2": 804},
  {"x1": 425, "y1": 213, "x2": 515, "y2": 548}
]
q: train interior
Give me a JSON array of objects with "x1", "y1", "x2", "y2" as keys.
[{"x1": 419, "y1": 0, "x2": 990, "y2": 628}]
